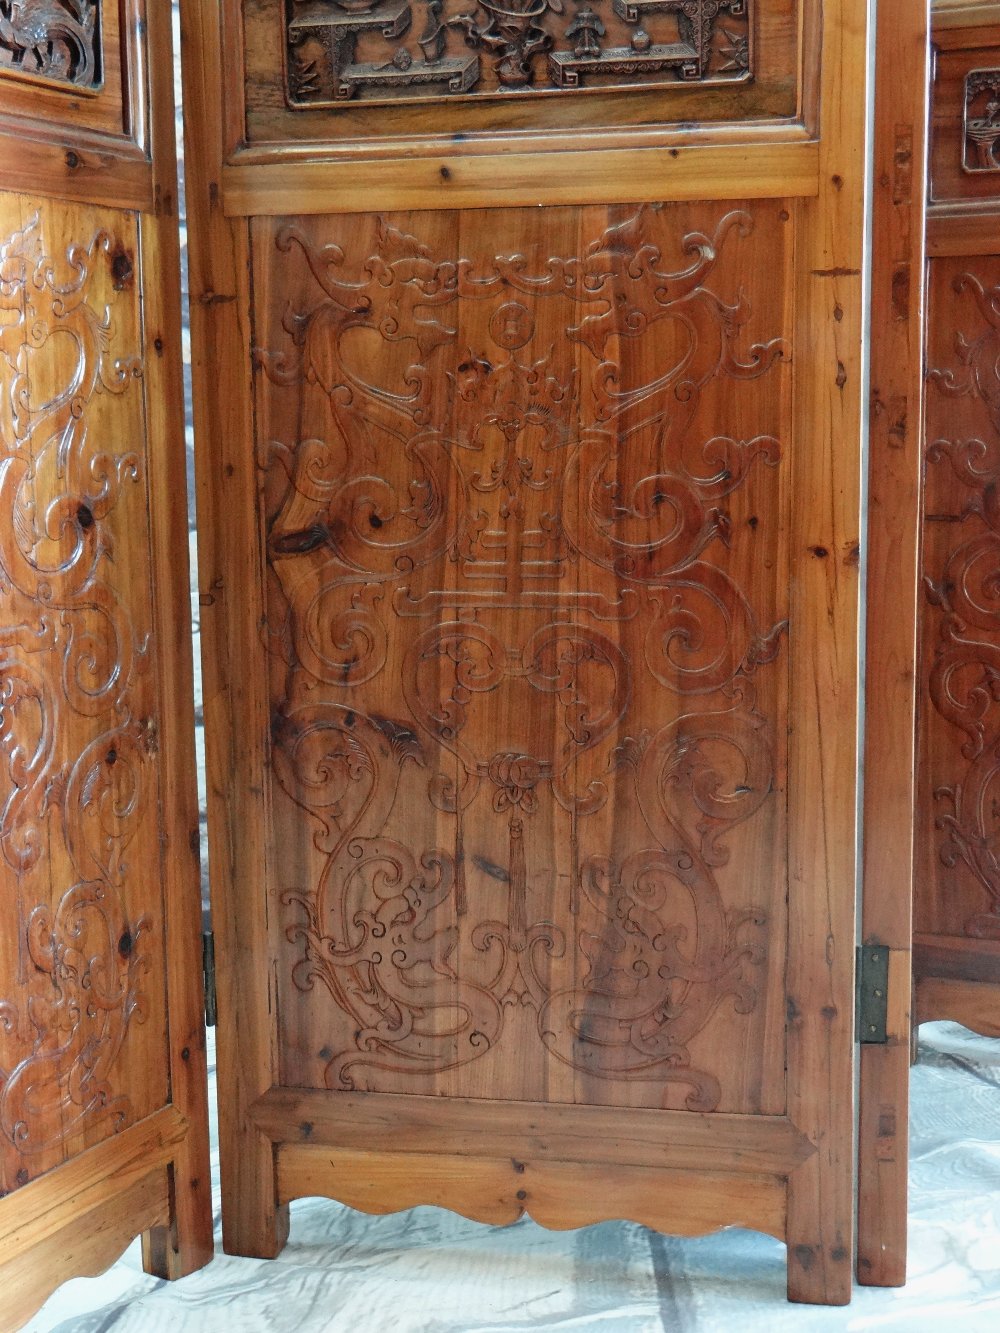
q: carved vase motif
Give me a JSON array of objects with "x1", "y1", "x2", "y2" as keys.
[{"x1": 253, "y1": 202, "x2": 791, "y2": 1114}]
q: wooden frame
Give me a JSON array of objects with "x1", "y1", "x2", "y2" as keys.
[
  {"x1": 0, "y1": 2, "x2": 212, "y2": 1324},
  {"x1": 183, "y1": 0, "x2": 879, "y2": 1306}
]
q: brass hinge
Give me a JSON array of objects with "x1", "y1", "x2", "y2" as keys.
[
  {"x1": 203, "y1": 930, "x2": 217, "y2": 1029},
  {"x1": 856, "y1": 944, "x2": 889, "y2": 1044}
]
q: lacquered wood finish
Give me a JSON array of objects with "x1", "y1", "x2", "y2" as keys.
[
  {"x1": 916, "y1": 0, "x2": 1000, "y2": 1043},
  {"x1": 186, "y1": 0, "x2": 870, "y2": 1305},
  {"x1": 0, "y1": 3, "x2": 212, "y2": 1324}
]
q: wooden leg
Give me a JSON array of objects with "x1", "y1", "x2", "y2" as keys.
[
  {"x1": 785, "y1": 1156, "x2": 853, "y2": 1305},
  {"x1": 142, "y1": 1145, "x2": 215, "y2": 1280},
  {"x1": 220, "y1": 1133, "x2": 289, "y2": 1260},
  {"x1": 856, "y1": 1041, "x2": 909, "y2": 1287}
]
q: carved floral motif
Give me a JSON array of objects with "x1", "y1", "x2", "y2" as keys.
[
  {"x1": 284, "y1": 0, "x2": 751, "y2": 106},
  {"x1": 257, "y1": 205, "x2": 787, "y2": 1110},
  {"x1": 926, "y1": 271, "x2": 1000, "y2": 939},
  {"x1": 0, "y1": 212, "x2": 151, "y2": 1189}
]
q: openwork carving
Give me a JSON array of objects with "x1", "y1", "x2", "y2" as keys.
[
  {"x1": 0, "y1": 212, "x2": 151, "y2": 1189},
  {"x1": 0, "y1": 1, "x2": 102, "y2": 89},
  {"x1": 926, "y1": 271, "x2": 1000, "y2": 940},
  {"x1": 283, "y1": 0, "x2": 751, "y2": 106},
  {"x1": 963, "y1": 68, "x2": 1000, "y2": 172},
  {"x1": 256, "y1": 206, "x2": 787, "y2": 1111}
]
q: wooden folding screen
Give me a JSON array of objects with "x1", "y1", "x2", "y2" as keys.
[
  {"x1": 0, "y1": 0, "x2": 939, "y2": 1321},
  {"x1": 0, "y1": 3, "x2": 211, "y2": 1325},
  {"x1": 915, "y1": 0, "x2": 1000, "y2": 1038},
  {"x1": 182, "y1": 0, "x2": 913, "y2": 1306}
]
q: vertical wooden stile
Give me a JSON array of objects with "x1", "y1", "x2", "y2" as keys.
[{"x1": 858, "y1": 0, "x2": 930, "y2": 1289}]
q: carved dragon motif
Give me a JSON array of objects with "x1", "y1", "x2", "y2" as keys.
[{"x1": 257, "y1": 205, "x2": 787, "y2": 1110}]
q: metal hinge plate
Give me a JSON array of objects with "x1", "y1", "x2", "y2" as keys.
[
  {"x1": 203, "y1": 930, "x2": 217, "y2": 1028},
  {"x1": 856, "y1": 944, "x2": 889, "y2": 1044}
]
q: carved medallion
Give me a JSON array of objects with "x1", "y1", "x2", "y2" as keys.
[
  {"x1": 284, "y1": 0, "x2": 752, "y2": 107},
  {"x1": 254, "y1": 204, "x2": 789, "y2": 1112},
  {"x1": 963, "y1": 68, "x2": 1000, "y2": 172},
  {"x1": 0, "y1": 0, "x2": 102, "y2": 90}
]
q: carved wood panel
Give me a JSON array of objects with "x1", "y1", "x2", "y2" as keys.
[
  {"x1": 0, "y1": 199, "x2": 169, "y2": 1194},
  {"x1": 283, "y1": 0, "x2": 751, "y2": 108},
  {"x1": 963, "y1": 67, "x2": 1000, "y2": 172},
  {"x1": 252, "y1": 200, "x2": 791, "y2": 1115},
  {"x1": 0, "y1": 0, "x2": 102, "y2": 90},
  {"x1": 243, "y1": 0, "x2": 798, "y2": 144},
  {"x1": 919, "y1": 256, "x2": 1000, "y2": 946},
  {"x1": 931, "y1": 41, "x2": 1000, "y2": 202}
]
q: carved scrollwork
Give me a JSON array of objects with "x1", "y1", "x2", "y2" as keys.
[
  {"x1": 259, "y1": 204, "x2": 786, "y2": 1108},
  {"x1": 926, "y1": 270, "x2": 1000, "y2": 938},
  {"x1": 283, "y1": 0, "x2": 752, "y2": 107},
  {"x1": 0, "y1": 211, "x2": 151, "y2": 1188}
]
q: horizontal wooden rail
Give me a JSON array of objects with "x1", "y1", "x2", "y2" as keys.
[
  {"x1": 252, "y1": 1087, "x2": 814, "y2": 1177},
  {"x1": 0, "y1": 1103, "x2": 188, "y2": 1263},
  {"x1": 927, "y1": 204, "x2": 1000, "y2": 255},
  {"x1": 277, "y1": 1143, "x2": 788, "y2": 1241},
  {"x1": 222, "y1": 140, "x2": 820, "y2": 217},
  {"x1": 0, "y1": 124, "x2": 153, "y2": 213}
]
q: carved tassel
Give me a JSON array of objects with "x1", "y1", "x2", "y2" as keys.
[
  {"x1": 508, "y1": 816, "x2": 527, "y2": 940},
  {"x1": 455, "y1": 809, "x2": 468, "y2": 917}
]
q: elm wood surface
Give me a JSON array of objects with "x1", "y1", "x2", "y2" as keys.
[
  {"x1": 185, "y1": 0, "x2": 872, "y2": 1305},
  {"x1": 0, "y1": 1, "x2": 212, "y2": 1325},
  {"x1": 858, "y1": 0, "x2": 929, "y2": 1291}
]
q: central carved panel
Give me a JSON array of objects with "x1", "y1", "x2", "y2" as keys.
[
  {"x1": 253, "y1": 202, "x2": 790, "y2": 1113},
  {"x1": 0, "y1": 205, "x2": 163, "y2": 1193},
  {"x1": 284, "y1": 0, "x2": 751, "y2": 106}
]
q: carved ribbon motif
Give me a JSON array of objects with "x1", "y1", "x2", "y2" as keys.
[
  {"x1": 0, "y1": 0, "x2": 101, "y2": 88},
  {"x1": 926, "y1": 272, "x2": 1000, "y2": 939},
  {"x1": 0, "y1": 212, "x2": 150, "y2": 1188},
  {"x1": 257, "y1": 206, "x2": 787, "y2": 1111}
]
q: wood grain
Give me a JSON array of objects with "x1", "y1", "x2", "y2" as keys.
[
  {"x1": 180, "y1": 0, "x2": 291, "y2": 1264},
  {"x1": 0, "y1": 3, "x2": 211, "y2": 1323},
  {"x1": 857, "y1": 0, "x2": 929, "y2": 1291},
  {"x1": 5, "y1": 1171, "x2": 170, "y2": 1331},
  {"x1": 187, "y1": 0, "x2": 873, "y2": 1306},
  {"x1": 0, "y1": 1105, "x2": 187, "y2": 1325},
  {"x1": 221, "y1": 141, "x2": 820, "y2": 216},
  {"x1": 781, "y1": 0, "x2": 868, "y2": 1305},
  {"x1": 914, "y1": 975, "x2": 1000, "y2": 1033},
  {"x1": 251, "y1": 1087, "x2": 815, "y2": 1173},
  {"x1": 278, "y1": 1145, "x2": 788, "y2": 1241}
]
